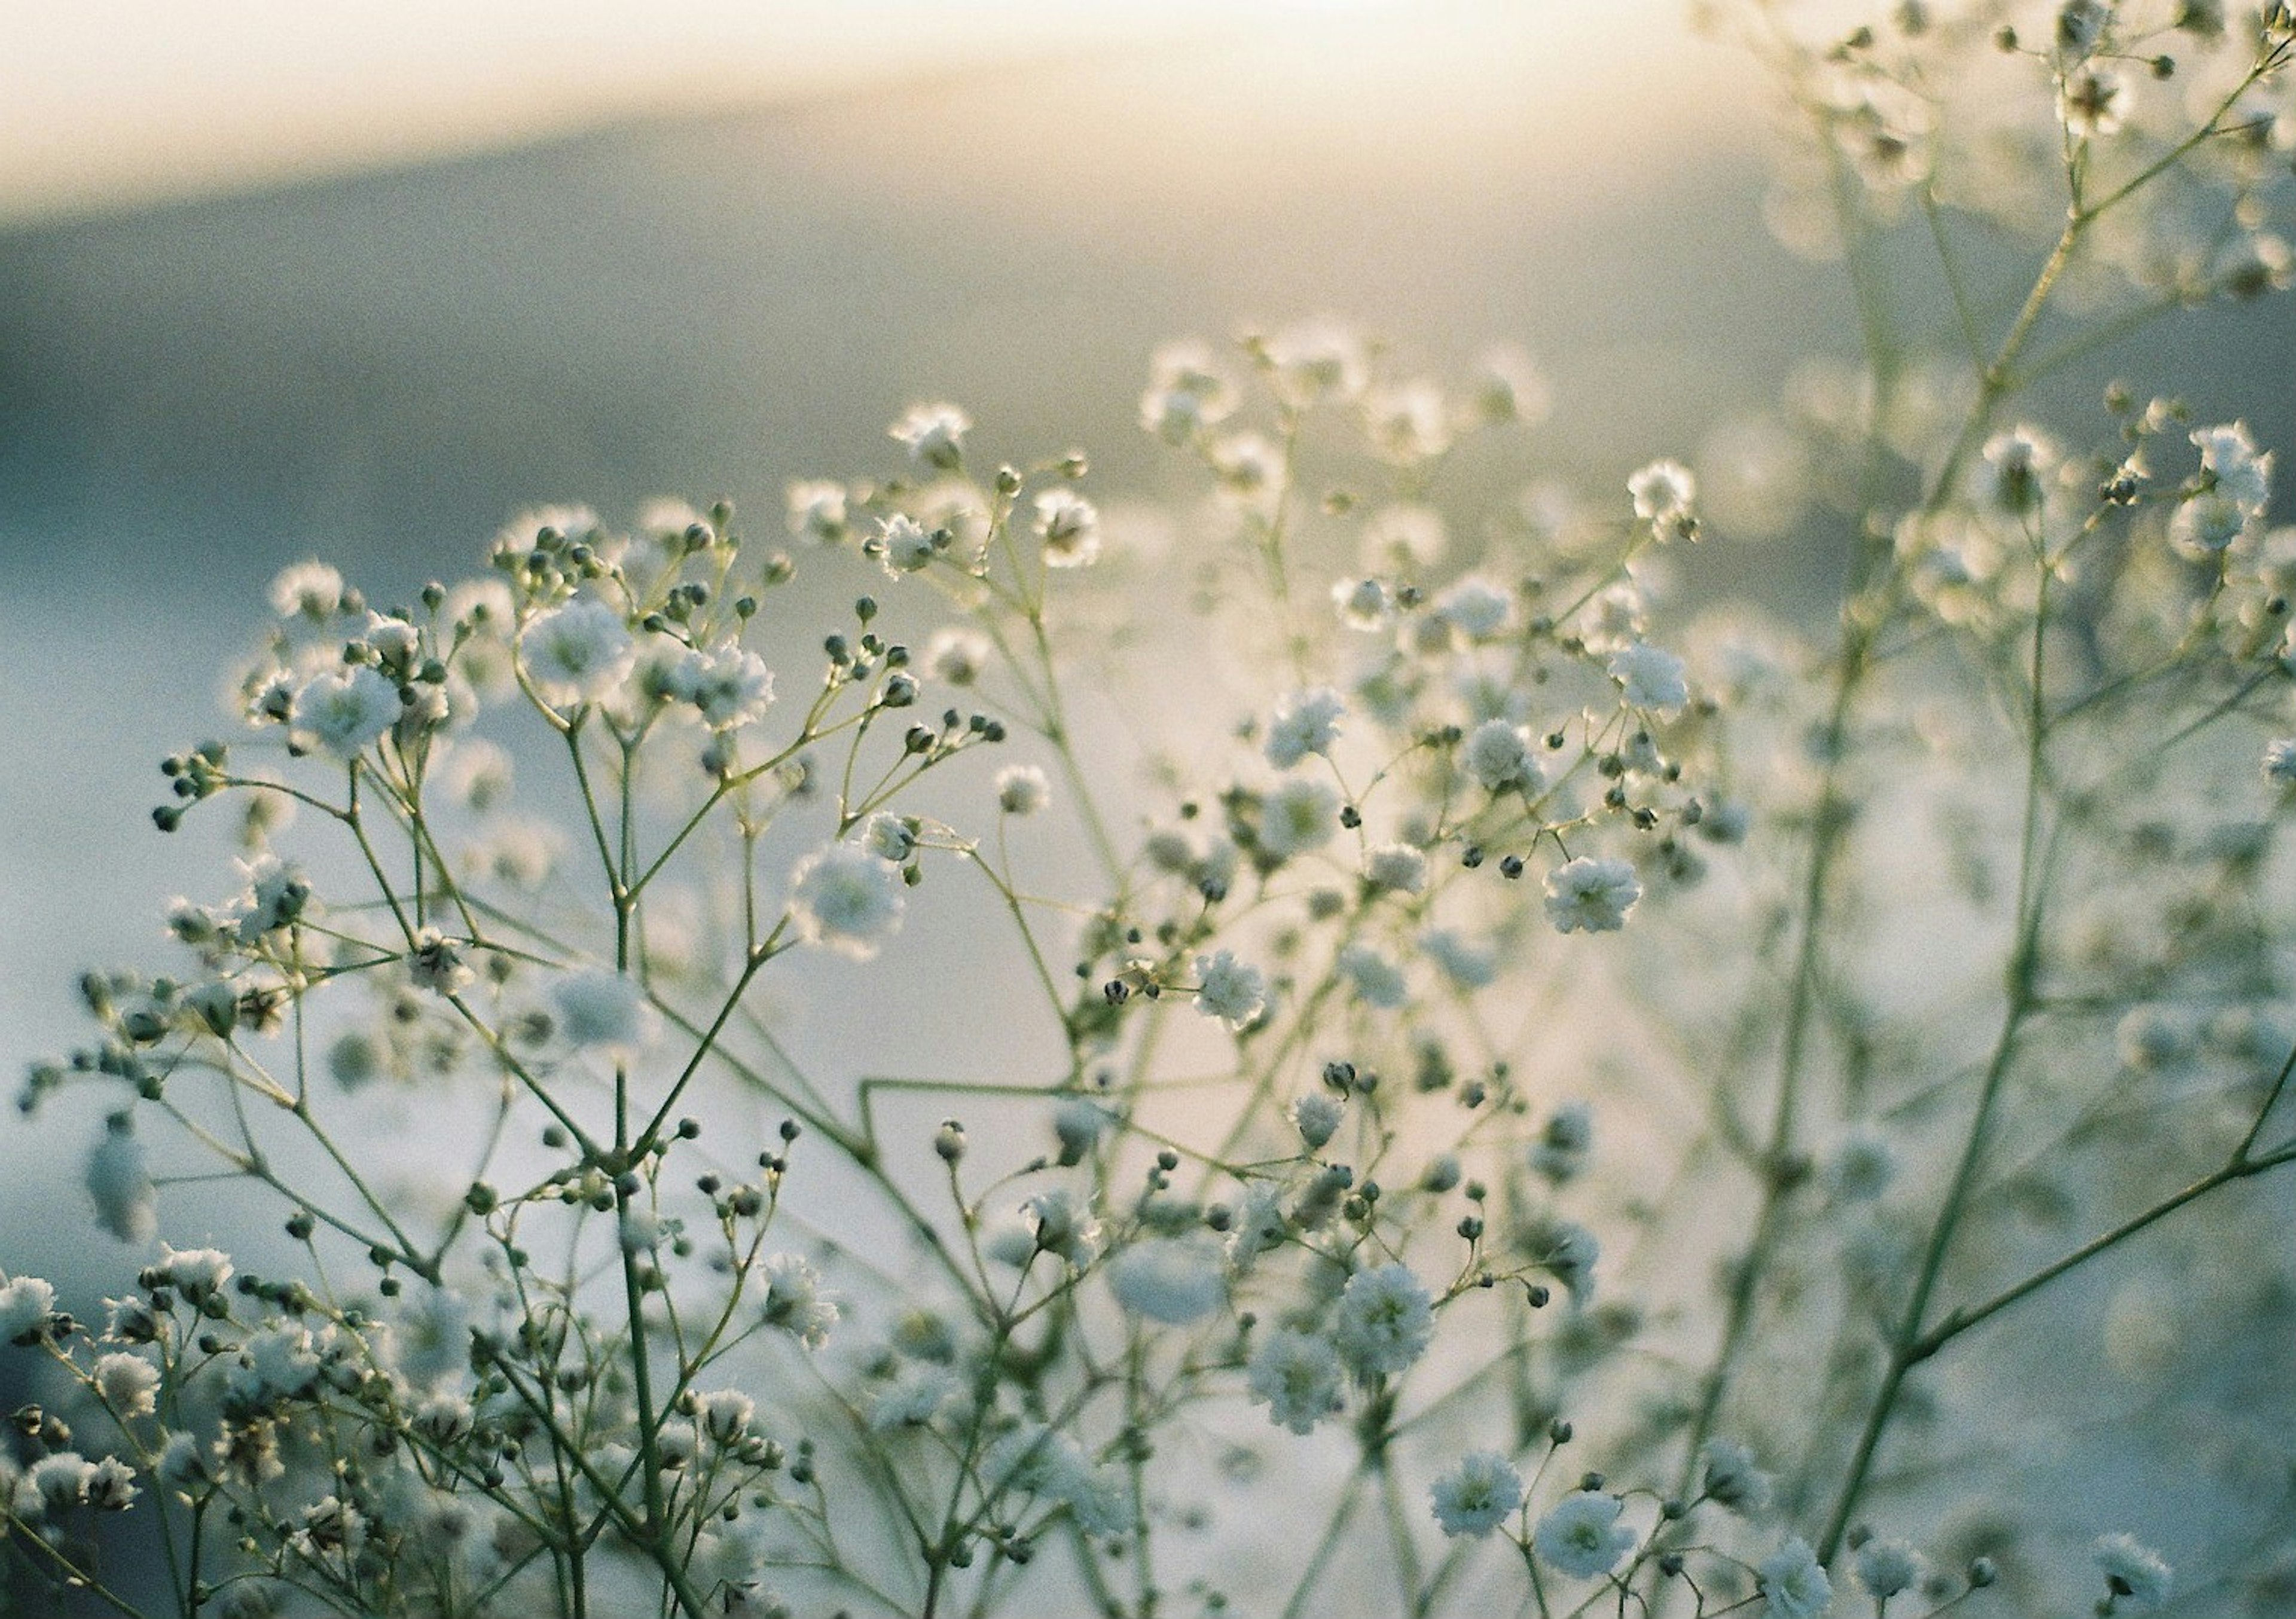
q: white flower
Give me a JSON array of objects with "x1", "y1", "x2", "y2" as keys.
[
  {"x1": 291, "y1": 665, "x2": 401, "y2": 757},
  {"x1": 0, "y1": 1276, "x2": 56, "y2": 1343},
  {"x1": 1192, "y1": 949, "x2": 1267, "y2": 1030},
  {"x1": 761, "y1": 1254, "x2": 838, "y2": 1348},
  {"x1": 521, "y1": 598, "x2": 636, "y2": 706},
  {"x1": 869, "y1": 1364, "x2": 958, "y2": 1431},
  {"x1": 1140, "y1": 340, "x2": 1236, "y2": 441},
  {"x1": 1700, "y1": 1438, "x2": 1772, "y2": 1511},
  {"x1": 1853, "y1": 1540, "x2": 1925, "y2": 1601},
  {"x1": 22, "y1": 1453, "x2": 96, "y2": 1516},
  {"x1": 1976, "y1": 426, "x2": 2056, "y2": 514},
  {"x1": 154, "y1": 1245, "x2": 233, "y2": 1302},
  {"x1": 1472, "y1": 344, "x2": 1551, "y2": 426},
  {"x1": 1290, "y1": 1091, "x2": 1345, "y2": 1150},
  {"x1": 1544, "y1": 856, "x2": 1642, "y2": 934},
  {"x1": 1266, "y1": 687, "x2": 1346, "y2": 769},
  {"x1": 784, "y1": 479, "x2": 848, "y2": 543},
  {"x1": 2170, "y1": 488, "x2": 2253, "y2": 556},
  {"x1": 86, "y1": 1456, "x2": 138, "y2": 1511},
  {"x1": 1430, "y1": 1451, "x2": 1524, "y2": 1538},
  {"x1": 270, "y1": 561, "x2": 346, "y2": 620},
  {"x1": 231, "y1": 1322, "x2": 321, "y2": 1404},
  {"x1": 1531, "y1": 1101, "x2": 1593, "y2": 1183},
  {"x1": 789, "y1": 844, "x2": 906, "y2": 959},
  {"x1": 2056, "y1": 0, "x2": 2111, "y2": 56},
  {"x1": 2265, "y1": 738, "x2": 2296, "y2": 784},
  {"x1": 1464, "y1": 719, "x2": 1541, "y2": 792},
  {"x1": 93, "y1": 1352, "x2": 160, "y2": 1419},
  {"x1": 1020, "y1": 1189, "x2": 1103, "y2": 1266},
  {"x1": 1532, "y1": 1491, "x2": 1636, "y2": 1577},
  {"x1": 407, "y1": 927, "x2": 475, "y2": 995},
  {"x1": 680, "y1": 644, "x2": 775, "y2": 731},
  {"x1": 1336, "y1": 943, "x2": 1409, "y2": 1008},
  {"x1": 1260, "y1": 778, "x2": 1341, "y2": 860},
  {"x1": 924, "y1": 625, "x2": 991, "y2": 685},
  {"x1": 1629, "y1": 459, "x2": 1697, "y2": 538},
  {"x1": 552, "y1": 969, "x2": 659, "y2": 1054},
  {"x1": 1265, "y1": 320, "x2": 1367, "y2": 405},
  {"x1": 1034, "y1": 490, "x2": 1102, "y2": 568},
  {"x1": 985, "y1": 1425, "x2": 1128, "y2": 1537},
  {"x1": 1245, "y1": 1328, "x2": 1344, "y2": 1434},
  {"x1": 1434, "y1": 576, "x2": 1513, "y2": 641},
  {"x1": 1421, "y1": 927, "x2": 1497, "y2": 988},
  {"x1": 1610, "y1": 643, "x2": 1689, "y2": 711},
  {"x1": 891, "y1": 402, "x2": 971, "y2": 469},
  {"x1": 1361, "y1": 503, "x2": 1447, "y2": 569},
  {"x1": 1758, "y1": 1537, "x2": 1833, "y2": 1618},
  {"x1": 2059, "y1": 63, "x2": 2127, "y2": 138},
  {"x1": 877, "y1": 514, "x2": 938, "y2": 576},
  {"x1": 2094, "y1": 1533, "x2": 2172, "y2": 1611},
  {"x1": 1363, "y1": 842, "x2": 1428, "y2": 896},
  {"x1": 1363, "y1": 380, "x2": 1452, "y2": 463},
  {"x1": 864, "y1": 812, "x2": 918, "y2": 863},
  {"x1": 1332, "y1": 1262, "x2": 1435, "y2": 1380},
  {"x1": 1107, "y1": 1236, "x2": 1226, "y2": 1325},
  {"x1": 996, "y1": 765, "x2": 1052, "y2": 816},
  {"x1": 1333, "y1": 576, "x2": 1393, "y2": 631},
  {"x1": 86, "y1": 1115, "x2": 157, "y2": 1245}
]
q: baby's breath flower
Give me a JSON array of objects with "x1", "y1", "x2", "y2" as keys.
[
  {"x1": 1034, "y1": 490, "x2": 1103, "y2": 568},
  {"x1": 1628, "y1": 459, "x2": 1698, "y2": 538},
  {"x1": 22, "y1": 1453, "x2": 97, "y2": 1516},
  {"x1": 1245, "y1": 1328, "x2": 1345, "y2": 1434},
  {"x1": 1333, "y1": 576, "x2": 1393, "y2": 631},
  {"x1": 1532, "y1": 1491, "x2": 1636, "y2": 1578},
  {"x1": 86, "y1": 1113, "x2": 157, "y2": 1245},
  {"x1": 789, "y1": 844, "x2": 906, "y2": 959},
  {"x1": 1610, "y1": 642, "x2": 1689, "y2": 711},
  {"x1": 1472, "y1": 344, "x2": 1551, "y2": 426},
  {"x1": 1464, "y1": 719, "x2": 1541, "y2": 792},
  {"x1": 2095, "y1": 1533, "x2": 2172, "y2": 1611},
  {"x1": 2059, "y1": 65, "x2": 2128, "y2": 138},
  {"x1": 1265, "y1": 320, "x2": 1367, "y2": 406},
  {"x1": 1266, "y1": 686, "x2": 1347, "y2": 770},
  {"x1": 292, "y1": 666, "x2": 401, "y2": 757},
  {"x1": 2172, "y1": 489, "x2": 2254, "y2": 556},
  {"x1": 1140, "y1": 340, "x2": 1237, "y2": 442},
  {"x1": 680, "y1": 644, "x2": 775, "y2": 731},
  {"x1": 0, "y1": 1275, "x2": 57, "y2": 1344},
  {"x1": 1544, "y1": 857, "x2": 1641, "y2": 934},
  {"x1": 1430, "y1": 1450, "x2": 1524, "y2": 1538},
  {"x1": 996, "y1": 764, "x2": 1052, "y2": 816},
  {"x1": 1336, "y1": 943, "x2": 1409, "y2": 1008},
  {"x1": 1193, "y1": 949, "x2": 1268, "y2": 1030},
  {"x1": 1433, "y1": 576, "x2": 1513, "y2": 642},
  {"x1": 784, "y1": 479, "x2": 848, "y2": 544},
  {"x1": 876, "y1": 514, "x2": 938, "y2": 576},
  {"x1": 2263, "y1": 738, "x2": 2296, "y2": 784},
  {"x1": 520, "y1": 598, "x2": 636, "y2": 707},
  {"x1": 1421, "y1": 927, "x2": 1497, "y2": 988},
  {"x1": 1361, "y1": 503, "x2": 1447, "y2": 569},
  {"x1": 1260, "y1": 777, "x2": 1341, "y2": 860},
  {"x1": 1291, "y1": 1091, "x2": 1345, "y2": 1150},
  {"x1": 154, "y1": 1245, "x2": 233, "y2": 1303},
  {"x1": 761, "y1": 1254, "x2": 838, "y2": 1348},
  {"x1": 1107, "y1": 1236, "x2": 1226, "y2": 1324},
  {"x1": 93, "y1": 1350, "x2": 160, "y2": 1418},
  {"x1": 924, "y1": 625, "x2": 991, "y2": 685},
  {"x1": 408, "y1": 927, "x2": 475, "y2": 996},
  {"x1": 1699, "y1": 1438, "x2": 1773, "y2": 1512},
  {"x1": 1854, "y1": 1539, "x2": 1925, "y2": 1601},
  {"x1": 1363, "y1": 842, "x2": 1428, "y2": 896},
  {"x1": 552, "y1": 969, "x2": 659, "y2": 1054},
  {"x1": 1757, "y1": 1537, "x2": 1832, "y2": 1618},
  {"x1": 1333, "y1": 1261, "x2": 1435, "y2": 1381},
  {"x1": 270, "y1": 561, "x2": 346, "y2": 621},
  {"x1": 891, "y1": 402, "x2": 972, "y2": 470},
  {"x1": 1021, "y1": 1189, "x2": 1103, "y2": 1267},
  {"x1": 1364, "y1": 380, "x2": 1452, "y2": 463},
  {"x1": 1976, "y1": 426, "x2": 2056, "y2": 514}
]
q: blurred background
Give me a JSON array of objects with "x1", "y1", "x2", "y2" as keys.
[{"x1": 4, "y1": 0, "x2": 2294, "y2": 1343}]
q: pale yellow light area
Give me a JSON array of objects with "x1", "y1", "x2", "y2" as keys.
[{"x1": 1, "y1": 1, "x2": 1747, "y2": 224}]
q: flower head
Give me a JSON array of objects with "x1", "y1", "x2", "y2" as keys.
[
  {"x1": 761, "y1": 1254, "x2": 838, "y2": 1348},
  {"x1": 1758, "y1": 1537, "x2": 1833, "y2": 1618},
  {"x1": 521, "y1": 598, "x2": 636, "y2": 707},
  {"x1": 1430, "y1": 1451, "x2": 1524, "y2": 1538},
  {"x1": 1193, "y1": 949, "x2": 1268, "y2": 1030},
  {"x1": 1034, "y1": 490, "x2": 1103, "y2": 568},
  {"x1": 292, "y1": 666, "x2": 402, "y2": 757},
  {"x1": 1609, "y1": 643, "x2": 1689, "y2": 711},
  {"x1": 1332, "y1": 1261, "x2": 1435, "y2": 1381},
  {"x1": 1533, "y1": 1491, "x2": 1636, "y2": 1578},
  {"x1": 1544, "y1": 857, "x2": 1642, "y2": 934},
  {"x1": 2094, "y1": 1533, "x2": 2172, "y2": 1611},
  {"x1": 1266, "y1": 687, "x2": 1347, "y2": 770},
  {"x1": 891, "y1": 402, "x2": 972, "y2": 470},
  {"x1": 552, "y1": 969, "x2": 660, "y2": 1054},
  {"x1": 1246, "y1": 1328, "x2": 1345, "y2": 1434},
  {"x1": 789, "y1": 844, "x2": 906, "y2": 959},
  {"x1": 1107, "y1": 1236, "x2": 1226, "y2": 1325}
]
